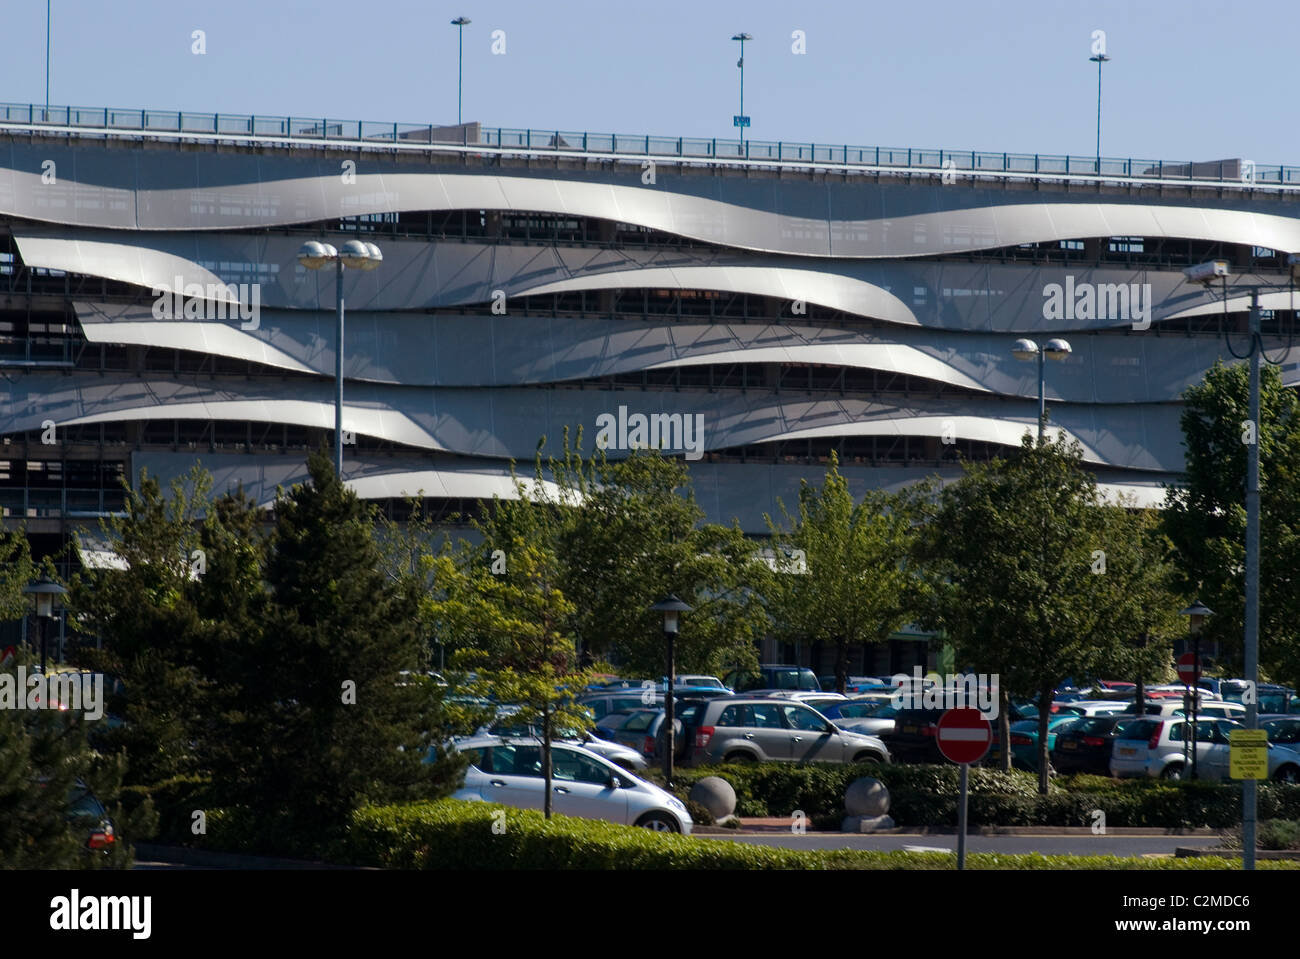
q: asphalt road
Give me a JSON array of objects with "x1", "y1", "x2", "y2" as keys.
[{"x1": 703, "y1": 833, "x2": 1228, "y2": 856}]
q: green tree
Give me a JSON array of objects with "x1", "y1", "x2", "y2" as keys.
[
  {"x1": 916, "y1": 435, "x2": 1174, "y2": 792},
  {"x1": 765, "y1": 452, "x2": 919, "y2": 693},
  {"x1": 537, "y1": 437, "x2": 769, "y2": 677},
  {"x1": 232, "y1": 449, "x2": 465, "y2": 849},
  {"x1": 0, "y1": 652, "x2": 155, "y2": 869},
  {"x1": 1162, "y1": 360, "x2": 1300, "y2": 685},
  {"x1": 69, "y1": 468, "x2": 215, "y2": 789},
  {"x1": 433, "y1": 537, "x2": 598, "y2": 819}
]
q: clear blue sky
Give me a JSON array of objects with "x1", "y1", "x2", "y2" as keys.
[{"x1": 8, "y1": 0, "x2": 1298, "y2": 164}]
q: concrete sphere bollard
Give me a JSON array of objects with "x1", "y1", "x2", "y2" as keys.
[
  {"x1": 845, "y1": 777, "x2": 891, "y2": 818},
  {"x1": 689, "y1": 776, "x2": 737, "y2": 821}
]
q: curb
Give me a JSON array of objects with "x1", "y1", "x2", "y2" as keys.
[
  {"x1": 134, "y1": 842, "x2": 375, "y2": 870},
  {"x1": 1175, "y1": 847, "x2": 1300, "y2": 860},
  {"x1": 695, "y1": 824, "x2": 1223, "y2": 837}
]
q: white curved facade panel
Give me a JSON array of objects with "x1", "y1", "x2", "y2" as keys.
[{"x1": 5, "y1": 141, "x2": 1300, "y2": 257}]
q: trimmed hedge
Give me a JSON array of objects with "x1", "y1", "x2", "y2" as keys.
[
  {"x1": 334, "y1": 799, "x2": 1299, "y2": 870},
  {"x1": 648, "y1": 763, "x2": 1300, "y2": 829}
]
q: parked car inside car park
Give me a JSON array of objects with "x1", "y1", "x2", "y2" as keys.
[
  {"x1": 477, "y1": 707, "x2": 648, "y2": 770},
  {"x1": 670, "y1": 675, "x2": 731, "y2": 692},
  {"x1": 1051, "y1": 716, "x2": 1140, "y2": 774},
  {"x1": 723, "y1": 665, "x2": 821, "y2": 693},
  {"x1": 1055, "y1": 700, "x2": 1129, "y2": 718},
  {"x1": 688, "y1": 697, "x2": 889, "y2": 765},
  {"x1": 594, "y1": 708, "x2": 661, "y2": 756},
  {"x1": 451, "y1": 736, "x2": 692, "y2": 833},
  {"x1": 819, "y1": 698, "x2": 899, "y2": 737},
  {"x1": 989, "y1": 715, "x2": 1081, "y2": 771},
  {"x1": 1109, "y1": 718, "x2": 1300, "y2": 782},
  {"x1": 1262, "y1": 715, "x2": 1300, "y2": 746},
  {"x1": 577, "y1": 690, "x2": 664, "y2": 721}
]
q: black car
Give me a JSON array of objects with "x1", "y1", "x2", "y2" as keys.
[
  {"x1": 880, "y1": 707, "x2": 948, "y2": 763},
  {"x1": 1050, "y1": 716, "x2": 1136, "y2": 774},
  {"x1": 1262, "y1": 715, "x2": 1300, "y2": 746}
]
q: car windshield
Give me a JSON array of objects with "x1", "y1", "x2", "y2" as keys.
[
  {"x1": 1074, "y1": 718, "x2": 1115, "y2": 735},
  {"x1": 1117, "y1": 719, "x2": 1160, "y2": 741}
]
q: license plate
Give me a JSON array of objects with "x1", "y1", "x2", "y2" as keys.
[
  {"x1": 1062, "y1": 741, "x2": 1076, "y2": 749},
  {"x1": 902, "y1": 725, "x2": 917, "y2": 735},
  {"x1": 1119, "y1": 747, "x2": 1136, "y2": 756}
]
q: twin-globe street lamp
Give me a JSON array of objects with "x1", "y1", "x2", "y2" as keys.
[
  {"x1": 296, "y1": 239, "x2": 383, "y2": 478},
  {"x1": 1011, "y1": 337, "x2": 1073, "y2": 441},
  {"x1": 650, "y1": 595, "x2": 692, "y2": 786}
]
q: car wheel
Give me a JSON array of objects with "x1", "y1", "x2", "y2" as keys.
[
  {"x1": 852, "y1": 752, "x2": 882, "y2": 765},
  {"x1": 1160, "y1": 763, "x2": 1184, "y2": 781},
  {"x1": 1273, "y1": 764, "x2": 1300, "y2": 784},
  {"x1": 724, "y1": 751, "x2": 757, "y2": 763},
  {"x1": 636, "y1": 812, "x2": 681, "y2": 833}
]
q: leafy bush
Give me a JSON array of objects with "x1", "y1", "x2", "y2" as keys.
[
  {"x1": 334, "y1": 799, "x2": 1300, "y2": 870},
  {"x1": 650, "y1": 762, "x2": 1300, "y2": 829}
]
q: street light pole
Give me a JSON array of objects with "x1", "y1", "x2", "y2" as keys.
[
  {"x1": 1011, "y1": 338, "x2": 1072, "y2": 442},
  {"x1": 731, "y1": 33, "x2": 751, "y2": 143},
  {"x1": 45, "y1": 1, "x2": 51, "y2": 120},
  {"x1": 297, "y1": 240, "x2": 383, "y2": 479},
  {"x1": 1089, "y1": 53, "x2": 1110, "y2": 172},
  {"x1": 650, "y1": 595, "x2": 692, "y2": 787},
  {"x1": 1244, "y1": 288, "x2": 1261, "y2": 868},
  {"x1": 451, "y1": 17, "x2": 471, "y2": 126}
]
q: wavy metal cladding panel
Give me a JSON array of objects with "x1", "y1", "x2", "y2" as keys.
[
  {"x1": 129, "y1": 451, "x2": 1170, "y2": 530},
  {"x1": 3, "y1": 140, "x2": 1300, "y2": 254},
  {"x1": 0, "y1": 371, "x2": 1183, "y2": 471},
  {"x1": 73, "y1": 301, "x2": 1291, "y2": 405},
  {"x1": 25, "y1": 228, "x2": 1233, "y2": 329}
]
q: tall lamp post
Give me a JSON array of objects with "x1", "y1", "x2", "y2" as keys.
[
  {"x1": 1011, "y1": 337, "x2": 1072, "y2": 441},
  {"x1": 650, "y1": 595, "x2": 692, "y2": 786},
  {"x1": 1179, "y1": 600, "x2": 1213, "y2": 781},
  {"x1": 731, "y1": 33, "x2": 752, "y2": 142},
  {"x1": 23, "y1": 578, "x2": 67, "y2": 674},
  {"x1": 297, "y1": 240, "x2": 383, "y2": 478},
  {"x1": 1089, "y1": 51, "x2": 1110, "y2": 172},
  {"x1": 1183, "y1": 255, "x2": 1300, "y2": 869},
  {"x1": 451, "y1": 17, "x2": 471, "y2": 126},
  {"x1": 45, "y1": 1, "x2": 51, "y2": 120}
]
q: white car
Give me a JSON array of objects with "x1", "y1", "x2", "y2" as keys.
[
  {"x1": 474, "y1": 706, "x2": 648, "y2": 770},
  {"x1": 1057, "y1": 700, "x2": 1129, "y2": 717},
  {"x1": 1109, "y1": 717, "x2": 1300, "y2": 782},
  {"x1": 752, "y1": 690, "x2": 849, "y2": 705},
  {"x1": 672, "y1": 675, "x2": 730, "y2": 692},
  {"x1": 1194, "y1": 701, "x2": 1248, "y2": 722},
  {"x1": 452, "y1": 736, "x2": 693, "y2": 833}
]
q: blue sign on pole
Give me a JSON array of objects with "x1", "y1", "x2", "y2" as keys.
[{"x1": 733, "y1": 115, "x2": 750, "y2": 128}]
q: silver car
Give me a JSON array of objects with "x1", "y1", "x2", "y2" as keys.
[
  {"x1": 476, "y1": 707, "x2": 648, "y2": 770},
  {"x1": 689, "y1": 697, "x2": 890, "y2": 765},
  {"x1": 1110, "y1": 717, "x2": 1300, "y2": 782},
  {"x1": 452, "y1": 736, "x2": 693, "y2": 832}
]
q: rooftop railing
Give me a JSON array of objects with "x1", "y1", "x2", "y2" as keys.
[{"x1": 2, "y1": 101, "x2": 1299, "y2": 194}]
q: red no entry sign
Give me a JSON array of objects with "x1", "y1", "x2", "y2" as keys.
[
  {"x1": 1176, "y1": 652, "x2": 1201, "y2": 686},
  {"x1": 937, "y1": 707, "x2": 993, "y2": 764}
]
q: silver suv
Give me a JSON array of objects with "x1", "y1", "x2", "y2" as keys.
[{"x1": 689, "y1": 697, "x2": 890, "y2": 765}]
